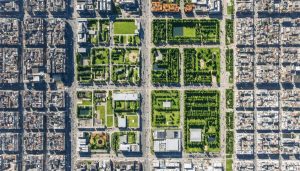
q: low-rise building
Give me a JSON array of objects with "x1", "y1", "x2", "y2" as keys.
[
  {"x1": 23, "y1": 90, "x2": 44, "y2": 109},
  {"x1": 24, "y1": 18, "x2": 44, "y2": 45},
  {"x1": 0, "y1": 18, "x2": 19, "y2": 45},
  {"x1": 24, "y1": 111, "x2": 44, "y2": 129},
  {"x1": 153, "y1": 129, "x2": 181, "y2": 153},
  {"x1": 0, "y1": 1, "x2": 19, "y2": 12},
  {"x1": 189, "y1": 0, "x2": 221, "y2": 13},
  {"x1": 24, "y1": 132, "x2": 44, "y2": 151},
  {"x1": 47, "y1": 132, "x2": 65, "y2": 151},
  {"x1": 113, "y1": 160, "x2": 142, "y2": 171},
  {"x1": 46, "y1": 91, "x2": 66, "y2": 108},
  {"x1": 0, "y1": 48, "x2": 19, "y2": 83},
  {"x1": 0, "y1": 112, "x2": 19, "y2": 129},
  {"x1": 47, "y1": 112, "x2": 66, "y2": 129},
  {"x1": 152, "y1": 159, "x2": 180, "y2": 171},
  {"x1": 0, "y1": 91, "x2": 19, "y2": 109},
  {"x1": 236, "y1": 133, "x2": 254, "y2": 155},
  {"x1": 47, "y1": 155, "x2": 66, "y2": 171},
  {"x1": 0, "y1": 133, "x2": 19, "y2": 151},
  {"x1": 257, "y1": 133, "x2": 279, "y2": 154},
  {"x1": 0, "y1": 154, "x2": 19, "y2": 171},
  {"x1": 23, "y1": 155, "x2": 44, "y2": 171}
]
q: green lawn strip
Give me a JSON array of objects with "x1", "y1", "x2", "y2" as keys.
[
  {"x1": 96, "y1": 105, "x2": 106, "y2": 125},
  {"x1": 107, "y1": 115, "x2": 114, "y2": 127},
  {"x1": 227, "y1": 0, "x2": 234, "y2": 15},
  {"x1": 226, "y1": 159, "x2": 233, "y2": 171},
  {"x1": 107, "y1": 92, "x2": 113, "y2": 115}
]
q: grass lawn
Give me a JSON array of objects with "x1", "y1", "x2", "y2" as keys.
[
  {"x1": 107, "y1": 115, "x2": 114, "y2": 127},
  {"x1": 82, "y1": 99, "x2": 92, "y2": 106},
  {"x1": 227, "y1": 0, "x2": 234, "y2": 15},
  {"x1": 183, "y1": 27, "x2": 196, "y2": 37},
  {"x1": 114, "y1": 21, "x2": 137, "y2": 34},
  {"x1": 127, "y1": 132, "x2": 136, "y2": 144},
  {"x1": 226, "y1": 159, "x2": 233, "y2": 171},
  {"x1": 107, "y1": 95, "x2": 113, "y2": 115},
  {"x1": 127, "y1": 115, "x2": 139, "y2": 128},
  {"x1": 97, "y1": 105, "x2": 106, "y2": 124}
]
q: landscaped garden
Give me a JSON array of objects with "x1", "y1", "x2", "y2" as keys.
[
  {"x1": 77, "y1": 47, "x2": 110, "y2": 84},
  {"x1": 151, "y1": 90, "x2": 180, "y2": 127},
  {"x1": 77, "y1": 91, "x2": 93, "y2": 118},
  {"x1": 87, "y1": 132, "x2": 110, "y2": 152},
  {"x1": 226, "y1": 19, "x2": 234, "y2": 45},
  {"x1": 111, "y1": 131, "x2": 139, "y2": 153},
  {"x1": 226, "y1": 112, "x2": 234, "y2": 129},
  {"x1": 184, "y1": 90, "x2": 220, "y2": 153},
  {"x1": 152, "y1": 19, "x2": 167, "y2": 45},
  {"x1": 111, "y1": 48, "x2": 140, "y2": 85},
  {"x1": 226, "y1": 131, "x2": 234, "y2": 154},
  {"x1": 91, "y1": 48, "x2": 110, "y2": 83},
  {"x1": 152, "y1": 19, "x2": 220, "y2": 45},
  {"x1": 86, "y1": 19, "x2": 110, "y2": 45},
  {"x1": 184, "y1": 48, "x2": 220, "y2": 85},
  {"x1": 226, "y1": 49, "x2": 234, "y2": 83},
  {"x1": 151, "y1": 48, "x2": 180, "y2": 85},
  {"x1": 226, "y1": 89, "x2": 234, "y2": 109},
  {"x1": 76, "y1": 52, "x2": 92, "y2": 83},
  {"x1": 77, "y1": 90, "x2": 140, "y2": 129}
]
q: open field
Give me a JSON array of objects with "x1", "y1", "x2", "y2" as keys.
[{"x1": 114, "y1": 20, "x2": 137, "y2": 34}]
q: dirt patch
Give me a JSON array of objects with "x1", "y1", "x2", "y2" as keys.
[{"x1": 128, "y1": 52, "x2": 138, "y2": 63}]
